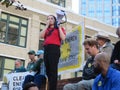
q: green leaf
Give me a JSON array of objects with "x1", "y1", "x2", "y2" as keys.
[
  {"x1": 1, "y1": 1, "x2": 6, "y2": 5},
  {"x1": 9, "y1": 2, "x2": 13, "y2": 6},
  {"x1": 6, "y1": 2, "x2": 10, "y2": 7}
]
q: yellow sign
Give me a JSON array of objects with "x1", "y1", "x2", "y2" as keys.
[{"x1": 58, "y1": 24, "x2": 84, "y2": 74}]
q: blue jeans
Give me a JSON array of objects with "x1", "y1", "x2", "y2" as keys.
[{"x1": 22, "y1": 74, "x2": 45, "y2": 89}]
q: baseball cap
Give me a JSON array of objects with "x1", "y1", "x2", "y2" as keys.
[
  {"x1": 28, "y1": 50, "x2": 35, "y2": 55},
  {"x1": 36, "y1": 50, "x2": 44, "y2": 56}
]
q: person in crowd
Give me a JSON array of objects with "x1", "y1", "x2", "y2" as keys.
[
  {"x1": 40, "y1": 15, "x2": 66, "y2": 90},
  {"x1": 27, "y1": 50, "x2": 36, "y2": 71},
  {"x1": 92, "y1": 52, "x2": 120, "y2": 90},
  {"x1": 13, "y1": 59, "x2": 26, "y2": 72},
  {"x1": 110, "y1": 27, "x2": 120, "y2": 70},
  {"x1": 96, "y1": 31, "x2": 114, "y2": 57},
  {"x1": 23, "y1": 82, "x2": 39, "y2": 90},
  {"x1": 63, "y1": 39, "x2": 100, "y2": 90},
  {"x1": 23, "y1": 50, "x2": 45, "y2": 89}
]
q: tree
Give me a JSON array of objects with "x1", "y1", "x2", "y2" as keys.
[
  {"x1": 0, "y1": 0, "x2": 27, "y2": 11},
  {"x1": 0, "y1": 0, "x2": 15, "y2": 7}
]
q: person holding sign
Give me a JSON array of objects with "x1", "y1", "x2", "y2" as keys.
[
  {"x1": 22, "y1": 50, "x2": 45, "y2": 89},
  {"x1": 40, "y1": 15, "x2": 66, "y2": 90}
]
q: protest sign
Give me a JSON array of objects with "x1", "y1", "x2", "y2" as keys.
[
  {"x1": 58, "y1": 25, "x2": 84, "y2": 75},
  {"x1": 3, "y1": 72, "x2": 29, "y2": 90}
]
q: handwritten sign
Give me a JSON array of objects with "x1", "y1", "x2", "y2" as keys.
[
  {"x1": 4, "y1": 72, "x2": 29, "y2": 90},
  {"x1": 58, "y1": 25, "x2": 84, "y2": 74}
]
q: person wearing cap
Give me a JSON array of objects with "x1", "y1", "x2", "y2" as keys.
[
  {"x1": 110, "y1": 27, "x2": 120, "y2": 70},
  {"x1": 23, "y1": 50, "x2": 45, "y2": 89},
  {"x1": 96, "y1": 32, "x2": 114, "y2": 57},
  {"x1": 27, "y1": 50, "x2": 36, "y2": 71}
]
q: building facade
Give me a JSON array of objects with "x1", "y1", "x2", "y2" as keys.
[
  {"x1": 0, "y1": 0, "x2": 118, "y2": 83},
  {"x1": 79, "y1": 0, "x2": 120, "y2": 27}
]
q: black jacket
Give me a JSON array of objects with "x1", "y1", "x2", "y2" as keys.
[
  {"x1": 82, "y1": 56, "x2": 99, "y2": 80},
  {"x1": 31, "y1": 58, "x2": 44, "y2": 74},
  {"x1": 111, "y1": 40, "x2": 120, "y2": 63}
]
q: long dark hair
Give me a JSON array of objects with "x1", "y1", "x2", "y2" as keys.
[
  {"x1": 45, "y1": 15, "x2": 59, "y2": 37},
  {"x1": 47, "y1": 15, "x2": 58, "y2": 29}
]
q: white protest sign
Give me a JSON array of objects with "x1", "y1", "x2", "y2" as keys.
[{"x1": 4, "y1": 72, "x2": 29, "y2": 90}]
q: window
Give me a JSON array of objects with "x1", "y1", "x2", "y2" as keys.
[
  {"x1": 0, "y1": 56, "x2": 25, "y2": 80},
  {"x1": 112, "y1": 0, "x2": 118, "y2": 4},
  {"x1": 96, "y1": 10, "x2": 102, "y2": 17},
  {"x1": 104, "y1": 8, "x2": 111, "y2": 16},
  {"x1": 113, "y1": 18, "x2": 120, "y2": 27},
  {"x1": 47, "y1": 0, "x2": 65, "y2": 7},
  {"x1": 81, "y1": 10, "x2": 86, "y2": 15},
  {"x1": 38, "y1": 23, "x2": 46, "y2": 50},
  {"x1": 0, "y1": 12, "x2": 28, "y2": 47},
  {"x1": 88, "y1": 10, "x2": 95, "y2": 17},
  {"x1": 88, "y1": 5, "x2": 95, "y2": 17},
  {"x1": 112, "y1": 18, "x2": 119, "y2": 26},
  {"x1": 119, "y1": 18, "x2": 120, "y2": 26},
  {"x1": 81, "y1": 1, "x2": 86, "y2": 14},
  {"x1": 104, "y1": 17, "x2": 111, "y2": 24},
  {"x1": 96, "y1": 3, "x2": 103, "y2": 17},
  {"x1": 119, "y1": 6, "x2": 120, "y2": 15},
  {"x1": 88, "y1": 0, "x2": 95, "y2": 4},
  {"x1": 40, "y1": 23, "x2": 46, "y2": 32}
]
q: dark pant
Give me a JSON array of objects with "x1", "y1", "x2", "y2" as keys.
[
  {"x1": 44, "y1": 44, "x2": 60, "y2": 90},
  {"x1": 22, "y1": 74, "x2": 45, "y2": 89}
]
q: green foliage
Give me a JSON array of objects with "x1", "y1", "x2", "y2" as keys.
[{"x1": 0, "y1": 0, "x2": 14, "y2": 7}]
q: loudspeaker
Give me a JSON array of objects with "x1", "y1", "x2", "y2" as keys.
[{"x1": 56, "y1": 10, "x2": 67, "y2": 25}]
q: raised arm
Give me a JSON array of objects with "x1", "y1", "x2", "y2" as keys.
[
  {"x1": 40, "y1": 20, "x2": 49, "y2": 39},
  {"x1": 58, "y1": 26, "x2": 66, "y2": 41}
]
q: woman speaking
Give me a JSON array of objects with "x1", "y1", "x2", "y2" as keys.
[{"x1": 40, "y1": 15, "x2": 66, "y2": 90}]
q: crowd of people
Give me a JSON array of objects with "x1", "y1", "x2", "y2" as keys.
[
  {"x1": 11, "y1": 49, "x2": 45, "y2": 90},
  {"x1": 8, "y1": 14, "x2": 66, "y2": 90},
  {"x1": 63, "y1": 27, "x2": 120, "y2": 90},
  {"x1": 5, "y1": 14, "x2": 120, "y2": 90}
]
